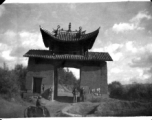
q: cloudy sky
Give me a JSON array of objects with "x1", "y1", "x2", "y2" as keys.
[{"x1": 0, "y1": 1, "x2": 152, "y2": 84}]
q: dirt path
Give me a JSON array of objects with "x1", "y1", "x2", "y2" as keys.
[
  {"x1": 45, "y1": 101, "x2": 70, "y2": 116},
  {"x1": 39, "y1": 98, "x2": 71, "y2": 117}
]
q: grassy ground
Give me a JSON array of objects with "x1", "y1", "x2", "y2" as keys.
[
  {"x1": 0, "y1": 96, "x2": 33, "y2": 118},
  {"x1": 0, "y1": 93, "x2": 70, "y2": 118},
  {"x1": 1, "y1": 90, "x2": 152, "y2": 117},
  {"x1": 45, "y1": 102, "x2": 69, "y2": 117},
  {"x1": 68, "y1": 97, "x2": 152, "y2": 116},
  {"x1": 95, "y1": 98, "x2": 152, "y2": 116}
]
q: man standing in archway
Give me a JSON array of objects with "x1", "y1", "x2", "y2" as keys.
[
  {"x1": 72, "y1": 87, "x2": 78, "y2": 103},
  {"x1": 80, "y1": 87, "x2": 84, "y2": 102},
  {"x1": 48, "y1": 87, "x2": 52, "y2": 100}
]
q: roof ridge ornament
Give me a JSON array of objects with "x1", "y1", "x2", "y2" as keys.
[
  {"x1": 52, "y1": 25, "x2": 60, "y2": 36},
  {"x1": 78, "y1": 26, "x2": 82, "y2": 37},
  {"x1": 79, "y1": 26, "x2": 82, "y2": 32},
  {"x1": 57, "y1": 25, "x2": 60, "y2": 29},
  {"x1": 68, "y1": 22, "x2": 71, "y2": 32}
]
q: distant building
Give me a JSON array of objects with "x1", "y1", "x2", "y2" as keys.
[{"x1": 23, "y1": 23, "x2": 113, "y2": 100}]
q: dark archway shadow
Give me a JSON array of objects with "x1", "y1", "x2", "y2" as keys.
[{"x1": 55, "y1": 96, "x2": 80, "y2": 103}]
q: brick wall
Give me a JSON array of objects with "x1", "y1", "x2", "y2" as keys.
[
  {"x1": 26, "y1": 70, "x2": 54, "y2": 92},
  {"x1": 80, "y1": 62, "x2": 108, "y2": 96},
  {"x1": 80, "y1": 66, "x2": 101, "y2": 89},
  {"x1": 26, "y1": 58, "x2": 54, "y2": 93},
  {"x1": 100, "y1": 62, "x2": 108, "y2": 95},
  {"x1": 26, "y1": 58, "x2": 108, "y2": 98}
]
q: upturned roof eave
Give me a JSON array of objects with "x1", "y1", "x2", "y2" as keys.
[{"x1": 40, "y1": 26, "x2": 100, "y2": 48}]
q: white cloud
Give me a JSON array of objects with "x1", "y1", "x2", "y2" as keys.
[
  {"x1": 0, "y1": 43, "x2": 9, "y2": 51},
  {"x1": 5, "y1": 30, "x2": 17, "y2": 37},
  {"x1": 105, "y1": 41, "x2": 152, "y2": 84},
  {"x1": 142, "y1": 74, "x2": 150, "y2": 80},
  {"x1": 112, "y1": 52, "x2": 123, "y2": 61},
  {"x1": 2, "y1": 30, "x2": 18, "y2": 45},
  {"x1": 112, "y1": 23, "x2": 135, "y2": 33},
  {"x1": 70, "y1": 68, "x2": 80, "y2": 79},
  {"x1": 88, "y1": 41, "x2": 152, "y2": 84},
  {"x1": 112, "y1": 10, "x2": 151, "y2": 33},
  {"x1": 19, "y1": 31, "x2": 30, "y2": 38},
  {"x1": 144, "y1": 44, "x2": 152, "y2": 53},
  {"x1": 19, "y1": 31, "x2": 45, "y2": 49},
  {"x1": 136, "y1": 68, "x2": 143, "y2": 77},
  {"x1": 2, "y1": 50, "x2": 15, "y2": 61},
  {"x1": 92, "y1": 43, "x2": 123, "y2": 53},
  {"x1": 129, "y1": 43, "x2": 152, "y2": 68},
  {"x1": 130, "y1": 10, "x2": 152, "y2": 24},
  {"x1": 91, "y1": 43, "x2": 124, "y2": 61},
  {"x1": 112, "y1": 22, "x2": 144, "y2": 33},
  {"x1": 105, "y1": 43, "x2": 124, "y2": 53},
  {"x1": 111, "y1": 68, "x2": 122, "y2": 74},
  {"x1": 103, "y1": 43, "x2": 123, "y2": 61},
  {"x1": 125, "y1": 41, "x2": 137, "y2": 53},
  {"x1": 90, "y1": 41, "x2": 152, "y2": 84},
  {"x1": 90, "y1": 48, "x2": 103, "y2": 52},
  {"x1": 64, "y1": 68, "x2": 80, "y2": 79},
  {"x1": 127, "y1": 42, "x2": 152, "y2": 83},
  {"x1": 0, "y1": 30, "x2": 46, "y2": 68}
]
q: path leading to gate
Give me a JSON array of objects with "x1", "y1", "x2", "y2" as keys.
[
  {"x1": 39, "y1": 91, "x2": 79, "y2": 117},
  {"x1": 44, "y1": 101, "x2": 71, "y2": 117}
]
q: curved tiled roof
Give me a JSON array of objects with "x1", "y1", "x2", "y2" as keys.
[
  {"x1": 40, "y1": 27, "x2": 100, "y2": 49},
  {"x1": 40, "y1": 27, "x2": 100, "y2": 42},
  {"x1": 24, "y1": 50, "x2": 113, "y2": 61}
]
